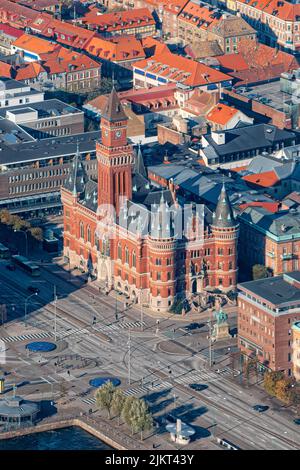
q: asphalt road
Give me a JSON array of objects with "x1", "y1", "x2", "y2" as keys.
[{"x1": 0, "y1": 260, "x2": 299, "y2": 450}]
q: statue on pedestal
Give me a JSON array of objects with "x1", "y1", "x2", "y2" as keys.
[{"x1": 211, "y1": 308, "x2": 230, "y2": 341}]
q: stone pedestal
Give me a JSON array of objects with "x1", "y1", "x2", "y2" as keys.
[{"x1": 212, "y1": 321, "x2": 230, "y2": 341}]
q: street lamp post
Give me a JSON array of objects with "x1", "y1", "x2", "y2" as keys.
[
  {"x1": 53, "y1": 285, "x2": 57, "y2": 341},
  {"x1": 140, "y1": 288, "x2": 143, "y2": 331},
  {"x1": 14, "y1": 229, "x2": 29, "y2": 257},
  {"x1": 127, "y1": 329, "x2": 131, "y2": 385},
  {"x1": 24, "y1": 293, "x2": 38, "y2": 325}
]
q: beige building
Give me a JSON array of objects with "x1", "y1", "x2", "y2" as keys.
[{"x1": 178, "y1": 3, "x2": 256, "y2": 54}]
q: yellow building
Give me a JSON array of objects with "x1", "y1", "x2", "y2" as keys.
[{"x1": 227, "y1": 0, "x2": 237, "y2": 12}]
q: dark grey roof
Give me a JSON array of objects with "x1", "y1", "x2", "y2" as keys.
[
  {"x1": 102, "y1": 87, "x2": 127, "y2": 122},
  {"x1": 78, "y1": 180, "x2": 98, "y2": 212},
  {"x1": 239, "y1": 275, "x2": 300, "y2": 306},
  {"x1": 0, "y1": 131, "x2": 100, "y2": 165},
  {"x1": 203, "y1": 124, "x2": 295, "y2": 160},
  {"x1": 247, "y1": 155, "x2": 283, "y2": 174},
  {"x1": 0, "y1": 99, "x2": 81, "y2": 119},
  {"x1": 134, "y1": 144, "x2": 147, "y2": 178},
  {"x1": 240, "y1": 206, "x2": 300, "y2": 236},
  {"x1": 0, "y1": 116, "x2": 35, "y2": 145},
  {"x1": 212, "y1": 183, "x2": 237, "y2": 228},
  {"x1": 64, "y1": 144, "x2": 89, "y2": 196}
]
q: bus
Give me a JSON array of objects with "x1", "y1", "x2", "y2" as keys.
[
  {"x1": 0, "y1": 243, "x2": 10, "y2": 259},
  {"x1": 216, "y1": 437, "x2": 240, "y2": 450},
  {"x1": 11, "y1": 255, "x2": 40, "y2": 277}
]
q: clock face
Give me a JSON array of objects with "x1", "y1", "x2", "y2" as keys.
[{"x1": 115, "y1": 130, "x2": 122, "y2": 139}]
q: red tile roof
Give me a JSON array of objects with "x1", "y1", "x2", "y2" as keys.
[
  {"x1": 80, "y1": 7, "x2": 155, "y2": 33},
  {"x1": 134, "y1": 50, "x2": 231, "y2": 87},
  {"x1": 178, "y1": 1, "x2": 220, "y2": 30},
  {"x1": 242, "y1": 171, "x2": 279, "y2": 188},
  {"x1": 141, "y1": 36, "x2": 169, "y2": 56},
  {"x1": 0, "y1": 23, "x2": 24, "y2": 38},
  {"x1": 239, "y1": 201, "x2": 283, "y2": 213},
  {"x1": 206, "y1": 103, "x2": 238, "y2": 125},
  {"x1": 0, "y1": 61, "x2": 13, "y2": 78},
  {"x1": 238, "y1": 0, "x2": 300, "y2": 21},
  {"x1": 12, "y1": 32, "x2": 57, "y2": 54},
  {"x1": 15, "y1": 61, "x2": 46, "y2": 80},
  {"x1": 216, "y1": 53, "x2": 249, "y2": 72},
  {"x1": 216, "y1": 38, "x2": 299, "y2": 84},
  {"x1": 142, "y1": 0, "x2": 189, "y2": 15},
  {"x1": 85, "y1": 34, "x2": 145, "y2": 62}
]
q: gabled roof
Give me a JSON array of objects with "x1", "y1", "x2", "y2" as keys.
[
  {"x1": 15, "y1": 62, "x2": 46, "y2": 80},
  {"x1": 0, "y1": 61, "x2": 13, "y2": 78},
  {"x1": 0, "y1": 23, "x2": 24, "y2": 39},
  {"x1": 12, "y1": 33, "x2": 57, "y2": 55},
  {"x1": 242, "y1": 170, "x2": 280, "y2": 188},
  {"x1": 206, "y1": 103, "x2": 238, "y2": 125},
  {"x1": 134, "y1": 51, "x2": 231, "y2": 87},
  {"x1": 81, "y1": 7, "x2": 155, "y2": 32},
  {"x1": 85, "y1": 34, "x2": 145, "y2": 62}
]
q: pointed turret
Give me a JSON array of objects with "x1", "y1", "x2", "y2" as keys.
[
  {"x1": 102, "y1": 86, "x2": 127, "y2": 123},
  {"x1": 64, "y1": 142, "x2": 88, "y2": 196},
  {"x1": 212, "y1": 183, "x2": 236, "y2": 228},
  {"x1": 134, "y1": 143, "x2": 147, "y2": 178}
]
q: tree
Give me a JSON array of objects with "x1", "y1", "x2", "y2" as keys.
[
  {"x1": 252, "y1": 264, "x2": 269, "y2": 280},
  {"x1": 122, "y1": 397, "x2": 153, "y2": 440},
  {"x1": 275, "y1": 377, "x2": 294, "y2": 404},
  {"x1": 263, "y1": 371, "x2": 284, "y2": 396},
  {"x1": 121, "y1": 396, "x2": 136, "y2": 434},
  {"x1": 111, "y1": 389, "x2": 126, "y2": 425},
  {"x1": 95, "y1": 381, "x2": 116, "y2": 419},
  {"x1": 29, "y1": 227, "x2": 43, "y2": 242},
  {"x1": 129, "y1": 399, "x2": 153, "y2": 441}
]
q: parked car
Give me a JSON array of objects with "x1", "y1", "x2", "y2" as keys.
[
  {"x1": 189, "y1": 383, "x2": 208, "y2": 392},
  {"x1": 293, "y1": 418, "x2": 300, "y2": 425},
  {"x1": 6, "y1": 264, "x2": 16, "y2": 271},
  {"x1": 253, "y1": 405, "x2": 269, "y2": 413},
  {"x1": 27, "y1": 286, "x2": 40, "y2": 294},
  {"x1": 165, "y1": 413, "x2": 177, "y2": 424},
  {"x1": 184, "y1": 322, "x2": 204, "y2": 331}
]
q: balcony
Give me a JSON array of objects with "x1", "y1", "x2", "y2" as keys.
[
  {"x1": 280, "y1": 253, "x2": 293, "y2": 260},
  {"x1": 267, "y1": 251, "x2": 275, "y2": 258}
]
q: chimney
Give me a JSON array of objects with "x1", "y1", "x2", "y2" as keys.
[{"x1": 211, "y1": 131, "x2": 225, "y2": 145}]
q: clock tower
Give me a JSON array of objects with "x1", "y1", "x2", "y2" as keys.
[{"x1": 97, "y1": 87, "x2": 134, "y2": 216}]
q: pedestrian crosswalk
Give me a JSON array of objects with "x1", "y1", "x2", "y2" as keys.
[
  {"x1": 173, "y1": 367, "x2": 232, "y2": 386},
  {"x1": 81, "y1": 397, "x2": 96, "y2": 406},
  {"x1": 1, "y1": 331, "x2": 53, "y2": 344},
  {"x1": 123, "y1": 381, "x2": 172, "y2": 397},
  {"x1": 93, "y1": 320, "x2": 146, "y2": 334}
]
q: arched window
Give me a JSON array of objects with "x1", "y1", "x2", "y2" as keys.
[
  {"x1": 125, "y1": 246, "x2": 129, "y2": 264},
  {"x1": 229, "y1": 261, "x2": 233, "y2": 270},
  {"x1": 95, "y1": 232, "x2": 99, "y2": 250},
  {"x1": 80, "y1": 222, "x2": 84, "y2": 239},
  {"x1": 118, "y1": 243, "x2": 122, "y2": 260},
  {"x1": 87, "y1": 225, "x2": 91, "y2": 243},
  {"x1": 132, "y1": 250, "x2": 136, "y2": 268}
]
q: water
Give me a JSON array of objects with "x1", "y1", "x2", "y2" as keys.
[{"x1": 0, "y1": 426, "x2": 113, "y2": 450}]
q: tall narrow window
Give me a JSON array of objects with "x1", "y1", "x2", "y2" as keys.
[
  {"x1": 80, "y1": 222, "x2": 84, "y2": 239},
  {"x1": 132, "y1": 250, "x2": 136, "y2": 268}
]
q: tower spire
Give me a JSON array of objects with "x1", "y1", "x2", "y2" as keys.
[
  {"x1": 134, "y1": 142, "x2": 147, "y2": 178},
  {"x1": 102, "y1": 87, "x2": 127, "y2": 123},
  {"x1": 212, "y1": 182, "x2": 236, "y2": 228}
]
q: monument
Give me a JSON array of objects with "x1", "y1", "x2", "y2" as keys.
[{"x1": 211, "y1": 308, "x2": 230, "y2": 341}]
